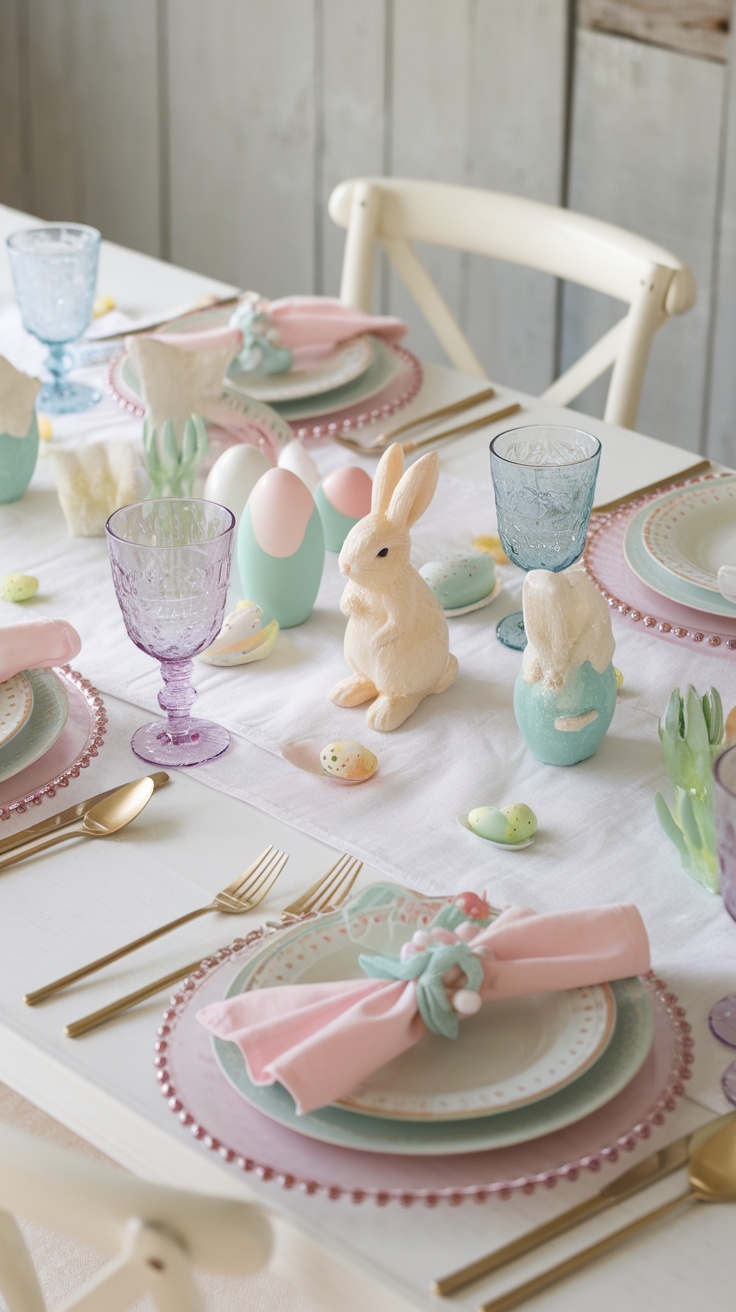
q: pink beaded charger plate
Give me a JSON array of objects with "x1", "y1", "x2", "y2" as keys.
[
  {"x1": 585, "y1": 476, "x2": 736, "y2": 653},
  {"x1": 156, "y1": 926, "x2": 691, "y2": 1205},
  {"x1": 0, "y1": 668, "x2": 107, "y2": 822}
]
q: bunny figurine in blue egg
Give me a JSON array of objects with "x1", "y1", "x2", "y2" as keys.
[{"x1": 513, "y1": 567, "x2": 617, "y2": 766}]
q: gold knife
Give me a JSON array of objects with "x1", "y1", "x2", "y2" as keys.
[
  {"x1": 65, "y1": 956, "x2": 205, "y2": 1038},
  {"x1": 0, "y1": 772, "x2": 170, "y2": 857},
  {"x1": 432, "y1": 1110, "x2": 736, "y2": 1296},
  {"x1": 336, "y1": 401, "x2": 522, "y2": 456}
]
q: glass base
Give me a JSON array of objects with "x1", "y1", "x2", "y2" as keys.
[
  {"x1": 131, "y1": 718, "x2": 230, "y2": 768},
  {"x1": 39, "y1": 379, "x2": 101, "y2": 414},
  {"x1": 709, "y1": 994, "x2": 736, "y2": 1048},
  {"x1": 496, "y1": 611, "x2": 528, "y2": 651},
  {"x1": 723, "y1": 1060, "x2": 736, "y2": 1107}
]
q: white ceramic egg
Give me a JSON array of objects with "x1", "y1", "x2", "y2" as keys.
[
  {"x1": 204, "y1": 444, "x2": 271, "y2": 521},
  {"x1": 319, "y1": 739, "x2": 377, "y2": 782},
  {"x1": 277, "y1": 439, "x2": 321, "y2": 494}
]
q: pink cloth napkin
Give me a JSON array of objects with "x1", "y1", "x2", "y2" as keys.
[
  {"x1": 147, "y1": 297, "x2": 407, "y2": 364},
  {"x1": 0, "y1": 618, "x2": 81, "y2": 684},
  {"x1": 198, "y1": 902, "x2": 650, "y2": 1114}
]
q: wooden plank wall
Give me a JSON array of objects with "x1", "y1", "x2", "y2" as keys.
[{"x1": 0, "y1": 0, "x2": 734, "y2": 462}]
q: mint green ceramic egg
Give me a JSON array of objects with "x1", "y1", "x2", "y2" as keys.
[{"x1": 237, "y1": 468, "x2": 324, "y2": 628}]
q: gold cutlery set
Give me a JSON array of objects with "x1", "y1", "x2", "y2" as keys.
[
  {"x1": 4, "y1": 774, "x2": 361, "y2": 1039},
  {"x1": 336, "y1": 386, "x2": 522, "y2": 455}
]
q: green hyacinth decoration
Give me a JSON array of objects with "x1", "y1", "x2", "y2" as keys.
[
  {"x1": 142, "y1": 413, "x2": 208, "y2": 498},
  {"x1": 655, "y1": 685, "x2": 724, "y2": 892}
]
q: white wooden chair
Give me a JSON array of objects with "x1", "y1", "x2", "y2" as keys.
[
  {"x1": 328, "y1": 177, "x2": 697, "y2": 429},
  {"x1": 0, "y1": 1117, "x2": 273, "y2": 1312}
]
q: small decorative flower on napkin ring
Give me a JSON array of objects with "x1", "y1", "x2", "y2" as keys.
[{"x1": 358, "y1": 892, "x2": 490, "y2": 1038}]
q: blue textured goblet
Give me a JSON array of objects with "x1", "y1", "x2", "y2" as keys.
[
  {"x1": 7, "y1": 224, "x2": 101, "y2": 414},
  {"x1": 490, "y1": 425, "x2": 601, "y2": 650}
]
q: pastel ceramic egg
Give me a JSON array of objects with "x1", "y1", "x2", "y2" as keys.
[
  {"x1": 237, "y1": 467, "x2": 324, "y2": 628},
  {"x1": 420, "y1": 553, "x2": 496, "y2": 612},
  {"x1": 203, "y1": 445, "x2": 271, "y2": 522},
  {"x1": 277, "y1": 439, "x2": 320, "y2": 494},
  {"x1": 314, "y1": 466, "x2": 373, "y2": 552},
  {"x1": 468, "y1": 804, "x2": 537, "y2": 844},
  {"x1": 319, "y1": 739, "x2": 377, "y2": 782},
  {"x1": 198, "y1": 601, "x2": 279, "y2": 665},
  {"x1": 0, "y1": 414, "x2": 39, "y2": 504},
  {"x1": 0, "y1": 572, "x2": 38, "y2": 603}
]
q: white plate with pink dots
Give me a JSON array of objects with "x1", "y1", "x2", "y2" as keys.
[{"x1": 212, "y1": 896, "x2": 619, "y2": 1127}]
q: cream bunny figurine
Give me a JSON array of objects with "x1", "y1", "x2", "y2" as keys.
[
  {"x1": 329, "y1": 444, "x2": 458, "y2": 731},
  {"x1": 514, "y1": 567, "x2": 616, "y2": 765}
]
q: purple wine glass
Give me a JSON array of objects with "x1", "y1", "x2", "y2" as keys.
[{"x1": 106, "y1": 499, "x2": 235, "y2": 767}]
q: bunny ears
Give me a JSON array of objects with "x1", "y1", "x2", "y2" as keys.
[{"x1": 371, "y1": 444, "x2": 440, "y2": 529}]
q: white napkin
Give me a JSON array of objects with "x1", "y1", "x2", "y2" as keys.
[
  {"x1": 0, "y1": 355, "x2": 41, "y2": 438},
  {"x1": 126, "y1": 336, "x2": 237, "y2": 438}
]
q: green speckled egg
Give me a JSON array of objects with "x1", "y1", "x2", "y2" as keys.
[
  {"x1": 1, "y1": 572, "x2": 38, "y2": 603},
  {"x1": 468, "y1": 803, "x2": 537, "y2": 844}
]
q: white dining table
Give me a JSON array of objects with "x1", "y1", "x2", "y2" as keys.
[{"x1": 0, "y1": 202, "x2": 734, "y2": 1312}]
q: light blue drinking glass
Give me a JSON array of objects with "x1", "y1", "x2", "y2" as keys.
[
  {"x1": 6, "y1": 223, "x2": 101, "y2": 414},
  {"x1": 490, "y1": 424, "x2": 601, "y2": 650}
]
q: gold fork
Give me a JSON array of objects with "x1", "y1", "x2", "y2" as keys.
[
  {"x1": 26, "y1": 846, "x2": 288, "y2": 1007},
  {"x1": 276, "y1": 850, "x2": 363, "y2": 921},
  {"x1": 64, "y1": 851, "x2": 361, "y2": 1039}
]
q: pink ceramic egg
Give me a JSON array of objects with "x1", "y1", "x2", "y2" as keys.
[{"x1": 315, "y1": 466, "x2": 373, "y2": 552}]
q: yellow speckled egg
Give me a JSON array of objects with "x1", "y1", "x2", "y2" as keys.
[
  {"x1": 615, "y1": 667, "x2": 624, "y2": 690},
  {"x1": 320, "y1": 740, "x2": 377, "y2": 782},
  {"x1": 1, "y1": 573, "x2": 38, "y2": 603}
]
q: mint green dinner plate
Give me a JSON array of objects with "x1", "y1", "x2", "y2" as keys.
[{"x1": 624, "y1": 478, "x2": 736, "y2": 618}]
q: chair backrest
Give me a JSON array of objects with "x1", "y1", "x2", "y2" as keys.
[
  {"x1": 0, "y1": 1117, "x2": 272, "y2": 1312},
  {"x1": 328, "y1": 177, "x2": 697, "y2": 430}
]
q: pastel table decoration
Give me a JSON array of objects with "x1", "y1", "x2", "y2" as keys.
[
  {"x1": 142, "y1": 414, "x2": 208, "y2": 498},
  {"x1": 197, "y1": 601, "x2": 278, "y2": 667},
  {"x1": 277, "y1": 439, "x2": 320, "y2": 494},
  {"x1": 514, "y1": 567, "x2": 617, "y2": 766},
  {"x1": 203, "y1": 445, "x2": 272, "y2": 524},
  {"x1": 0, "y1": 574, "x2": 38, "y2": 603},
  {"x1": 237, "y1": 468, "x2": 324, "y2": 628},
  {"x1": 6, "y1": 223, "x2": 101, "y2": 414},
  {"x1": 419, "y1": 553, "x2": 498, "y2": 615},
  {"x1": 319, "y1": 740, "x2": 377, "y2": 782},
  {"x1": 655, "y1": 685, "x2": 724, "y2": 893},
  {"x1": 126, "y1": 335, "x2": 237, "y2": 439},
  {"x1": 330, "y1": 444, "x2": 457, "y2": 731},
  {"x1": 713, "y1": 743, "x2": 736, "y2": 921},
  {"x1": 229, "y1": 292, "x2": 407, "y2": 374},
  {"x1": 0, "y1": 355, "x2": 41, "y2": 503},
  {"x1": 52, "y1": 438, "x2": 140, "y2": 537},
  {"x1": 314, "y1": 466, "x2": 373, "y2": 552},
  {"x1": 466, "y1": 803, "x2": 537, "y2": 846},
  {"x1": 198, "y1": 883, "x2": 650, "y2": 1115}
]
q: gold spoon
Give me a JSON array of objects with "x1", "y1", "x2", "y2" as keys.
[
  {"x1": 0, "y1": 777, "x2": 156, "y2": 872},
  {"x1": 479, "y1": 1116, "x2": 736, "y2": 1312}
]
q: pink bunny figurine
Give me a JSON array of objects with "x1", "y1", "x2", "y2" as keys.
[{"x1": 329, "y1": 443, "x2": 458, "y2": 731}]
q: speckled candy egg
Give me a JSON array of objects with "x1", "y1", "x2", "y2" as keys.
[
  {"x1": 314, "y1": 466, "x2": 373, "y2": 552},
  {"x1": 0, "y1": 573, "x2": 38, "y2": 603},
  {"x1": 468, "y1": 803, "x2": 537, "y2": 844},
  {"x1": 237, "y1": 467, "x2": 324, "y2": 628},
  {"x1": 420, "y1": 553, "x2": 496, "y2": 612},
  {"x1": 319, "y1": 739, "x2": 377, "y2": 782}
]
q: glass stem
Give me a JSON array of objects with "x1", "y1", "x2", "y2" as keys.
[
  {"x1": 44, "y1": 343, "x2": 73, "y2": 388},
  {"x1": 158, "y1": 658, "x2": 197, "y2": 743}
]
